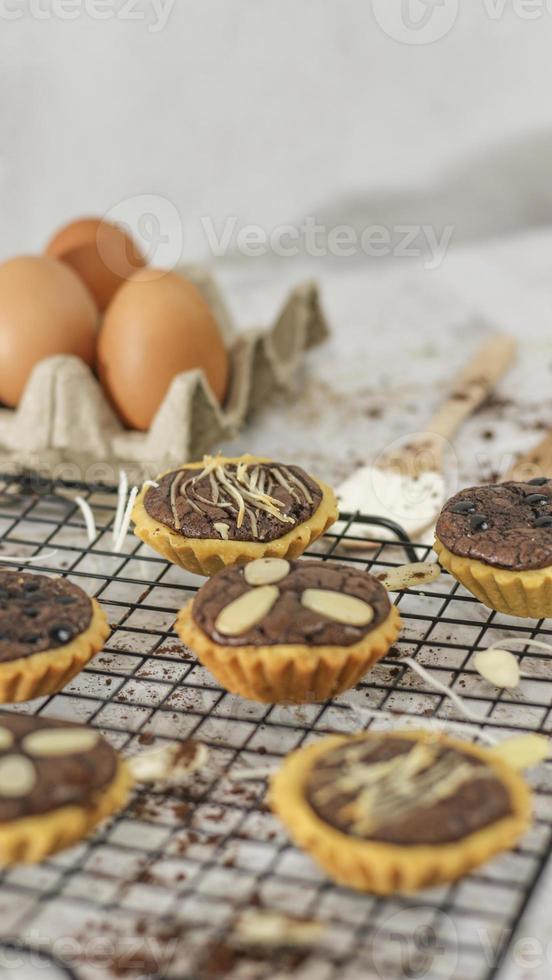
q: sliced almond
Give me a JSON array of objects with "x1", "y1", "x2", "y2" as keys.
[
  {"x1": 215, "y1": 585, "x2": 279, "y2": 636},
  {"x1": 491, "y1": 734, "x2": 549, "y2": 771},
  {"x1": 130, "y1": 739, "x2": 209, "y2": 784},
  {"x1": 473, "y1": 649, "x2": 520, "y2": 690},
  {"x1": 0, "y1": 755, "x2": 36, "y2": 796},
  {"x1": 244, "y1": 558, "x2": 290, "y2": 586},
  {"x1": 377, "y1": 561, "x2": 441, "y2": 592},
  {"x1": 301, "y1": 589, "x2": 374, "y2": 626},
  {"x1": 0, "y1": 727, "x2": 14, "y2": 751},
  {"x1": 233, "y1": 910, "x2": 325, "y2": 948},
  {"x1": 23, "y1": 727, "x2": 100, "y2": 757}
]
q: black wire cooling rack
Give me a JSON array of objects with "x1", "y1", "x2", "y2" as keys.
[{"x1": 0, "y1": 474, "x2": 550, "y2": 980}]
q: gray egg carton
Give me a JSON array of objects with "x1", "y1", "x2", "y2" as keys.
[{"x1": 0, "y1": 266, "x2": 328, "y2": 483}]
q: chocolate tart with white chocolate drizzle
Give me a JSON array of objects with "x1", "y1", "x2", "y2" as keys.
[
  {"x1": 132, "y1": 454, "x2": 338, "y2": 576},
  {"x1": 177, "y1": 557, "x2": 401, "y2": 703},
  {"x1": 272, "y1": 729, "x2": 536, "y2": 894}
]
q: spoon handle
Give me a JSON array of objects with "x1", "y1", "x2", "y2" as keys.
[
  {"x1": 505, "y1": 431, "x2": 552, "y2": 482},
  {"x1": 380, "y1": 335, "x2": 516, "y2": 475},
  {"x1": 427, "y1": 334, "x2": 516, "y2": 443}
]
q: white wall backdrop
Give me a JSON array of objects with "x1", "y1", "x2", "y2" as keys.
[{"x1": 3, "y1": 0, "x2": 552, "y2": 263}]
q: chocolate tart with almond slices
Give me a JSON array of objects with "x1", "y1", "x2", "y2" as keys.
[
  {"x1": 132, "y1": 454, "x2": 338, "y2": 577},
  {"x1": 176, "y1": 558, "x2": 401, "y2": 703},
  {"x1": 271, "y1": 730, "x2": 532, "y2": 894},
  {"x1": 0, "y1": 713, "x2": 130, "y2": 866},
  {"x1": 0, "y1": 570, "x2": 109, "y2": 702},
  {"x1": 435, "y1": 479, "x2": 552, "y2": 617}
]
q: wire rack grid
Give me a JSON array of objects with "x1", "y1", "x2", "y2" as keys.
[{"x1": 0, "y1": 474, "x2": 549, "y2": 980}]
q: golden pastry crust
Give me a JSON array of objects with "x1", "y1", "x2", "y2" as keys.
[
  {"x1": 271, "y1": 730, "x2": 532, "y2": 894},
  {"x1": 176, "y1": 601, "x2": 402, "y2": 703},
  {"x1": 434, "y1": 535, "x2": 552, "y2": 618},
  {"x1": 132, "y1": 455, "x2": 338, "y2": 577},
  {"x1": 0, "y1": 599, "x2": 110, "y2": 703},
  {"x1": 0, "y1": 760, "x2": 131, "y2": 866}
]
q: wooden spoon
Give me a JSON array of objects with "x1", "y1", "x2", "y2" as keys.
[{"x1": 338, "y1": 335, "x2": 516, "y2": 544}]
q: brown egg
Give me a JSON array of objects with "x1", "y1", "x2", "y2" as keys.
[
  {"x1": 0, "y1": 256, "x2": 98, "y2": 408},
  {"x1": 45, "y1": 216, "x2": 146, "y2": 311},
  {"x1": 97, "y1": 268, "x2": 230, "y2": 431}
]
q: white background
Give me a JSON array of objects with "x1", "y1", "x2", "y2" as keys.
[{"x1": 3, "y1": 0, "x2": 552, "y2": 259}]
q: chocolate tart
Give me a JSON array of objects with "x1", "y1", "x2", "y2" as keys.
[
  {"x1": 271, "y1": 730, "x2": 532, "y2": 894},
  {"x1": 435, "y1": 480, "x2": 552, "y2": 617},
  {"x1": 0, "y1": 713, "x2": 130, "y2": 865},
  {"x1": 0, "y1": 571, "x2": 110, "y2": 703},
  {"x1": 132, "y1": 455, "x2": 338, "y2": 577},
  {"x1": 176, "y1": 558, "x2": 401, "y2": 703}
]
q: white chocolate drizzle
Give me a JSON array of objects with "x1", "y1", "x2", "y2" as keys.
[
  {"x1": 113, "y1": 469, "x2": 129, "y2": 545},
  {"x1": 403, "y1": 656, "x2": 491, "y2": 726},
  {"x1": 168, "y1": 457, "x2": 313, "y2": 539},
  {"x1": 0, "y1": 550, "x2": 57, "y2": 566},
  {"x1": 213, "y1": 522, "x2": 230, "y2": 540},
  {"x1": 74, "y1": 496, "x2": 97, "y2": 544},
  {"x1": 310, "y1": 739, "x2": 491, "y2": 836},
  {"x1": 112, "y1": 469, "x2": 148, "y2": 553},
  {"x1": 114, "y1": 486, "x2": 139, "y2": 553},
  {"x1": 309, "y1": 702, "x2": 498, "y2": 745}
]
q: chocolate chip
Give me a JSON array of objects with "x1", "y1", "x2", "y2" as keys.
[
  {"x1": 23, "y1": 608, "x2": 39, "y2": 618},
  {"x1": 534, "y1": 516, "x2": 552, "y2": 527},
  {"x1": 451, "y1": 500, "x2": 477, "y2": 514},
  {"x1": 55, "y1": 596, "x2": 76, "y2": 605},
  {"x1": 470, "y1": 514, "x2": 489, "y2": 532},
  {"x1": 22, "y1": 581, "x2": 40, "y2": 593},
  {"x1": 528, "y1": 478, "x2": 550, "y2": 486},
  {"x1": 22, "y1": 635, "x2": 40, "y2": 645},
  {"x1": 50, "y1": 626, "x2": 74, "y2": 646},
  {"x1": 525, "y1": 493, "x2": 549, "y2": 505}
]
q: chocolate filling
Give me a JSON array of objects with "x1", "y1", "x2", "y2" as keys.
[
  {"x1": 436, "y1": 481, "x2": 552, "y2": 570},
  {"x1": 144, "y1": 461, "x2": 322, "y2": 543},
  {"x1": 306, "y1": 735, "x2": 511, "y2": 845},
  {"x1": 192, "y1": 559, "x2": 391, "y2": 647},
  {"x1": 0, "y1": 571, "x2": 93, "y2": 663},
  {"x1": 0, "y1": 713, "x2": 117, "y2": 821}
]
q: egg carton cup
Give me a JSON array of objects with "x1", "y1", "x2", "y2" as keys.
[{"x1": 0, "y1": 266, "x2": 329, "y2": 483}]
